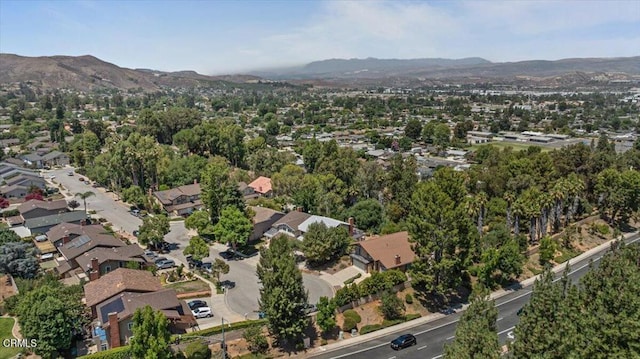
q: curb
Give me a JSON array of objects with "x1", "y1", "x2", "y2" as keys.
[{"x1": 305, "y1": 231, "x2": 638, "y2": 358}]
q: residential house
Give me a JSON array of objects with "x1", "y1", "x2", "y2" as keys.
[
  {"x1": 24, "y1": 211, "x2": 89, "y2": 234},
  {"x1": 94, "y1": 288, "x2": 196, "y2": 350},
  {"x1": 40, "y1": 150, "x2": 70, "y2": 167},
  {"x1": 75, "y1": 245, "x2": 148, "y2": 275},
  {"x1": 83, "y1": 268, "x2": 163, "y2": 319},
  {"x1": 0, "y1": 173, "x2": 46, "y2": 198},
  {"x1": 18, "y1": 199, "x2": 69, "y2": 220},
  {"x1": 264, "y1": 210, "x2": 363, "y2": 240},
  {"x1": 237, "y1": 182, "x2": 259, "y2": 200},
  {"x1": 248, "y1": 176, "x2": 273, "y2": 197},
  {"x1": 19, "y1": 153, "x2": 43, "y2": 168},
  {"x1": 249, "y1": 206, "x2": 284, "y2": 241},
  {"x1": 153, "y1": 183, "x2": 203, "y2": 217},
  {"x1": 56, "y1": 226, "x2": 127, "y2": 277},
  {"x1": 351, "y1": 231, "x2": 416, "y2": 273}
]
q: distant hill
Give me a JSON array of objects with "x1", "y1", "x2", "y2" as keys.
[
  {"x1": 251, "y1": 56, "x2": 640, "y2": 83},
  {"x1": 0, "y1": 54, "x2": 261, "y2": 92}
]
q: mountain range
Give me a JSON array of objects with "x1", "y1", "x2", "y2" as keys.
[{"x1": 1, "y1": 53, "x2": 639, "y2": 92}]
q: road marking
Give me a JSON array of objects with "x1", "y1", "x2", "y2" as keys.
[
  {"x1": 415, "y1": 319, "x2": 460, "y2": 335},
  {"x1": 417, "y1": 345, "x2": 427, "y2": 350},
  {"x1": 497, "y1": 326, "x2": 515, "y2": 335},
  {"x1": 446, "y1": 335, "x2": 455, "y2": 340},
  {"x1": 328, "y1": 342, "x2": 388, "y2": 359},
  {"x1": 507, "y1": 331, "x2": 515, "y2": 340},
  {"x1": 497, "y1": 317, "x2": 503, "y2": 321},
  {"x1": 388, "y1": 357, "x2": 396, "y2": 359},
  {"x1": 432, "y1": 355, "x2": 443, "y2": 359}
]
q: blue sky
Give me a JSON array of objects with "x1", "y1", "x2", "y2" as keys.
[{"x1": 1, "y1": 0, "x2": 638, "y2": 75}]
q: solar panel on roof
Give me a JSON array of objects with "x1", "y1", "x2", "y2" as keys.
[{"x1": 68, "y1": 235, "x2": 91, "y2": 249}]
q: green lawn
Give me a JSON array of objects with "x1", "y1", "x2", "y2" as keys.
[
  {"x1": 164, "y1": 279, "x2": 211, "y2": 294},
  {"x1": 470, "y1": 141, "x2": 552, "y2": 152},
  {"x1": 0, "y1": 317, "x2": 22, "y2": 359}
]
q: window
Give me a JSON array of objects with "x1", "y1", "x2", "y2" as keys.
[
  {"x1": 105, "y1": 265, "x2": 111, "y2": 273},
  {"x1": 100, "y1": 343, "x2": 108, "y2": 351},
  {"x1": 127, "y1": 322, "x2": 133, "y2": 331}
]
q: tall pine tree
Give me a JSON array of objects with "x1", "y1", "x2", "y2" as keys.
[{"x1": 257, "y1": 235, "x2": 309, "y2": 345}]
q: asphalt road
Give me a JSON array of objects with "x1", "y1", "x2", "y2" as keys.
[
  {"x1": 313, "y1": 234, "x2": 640, "y2": 359},
  {"x1": 47, "y1": 168, "x2": 142, "y2": 234}
]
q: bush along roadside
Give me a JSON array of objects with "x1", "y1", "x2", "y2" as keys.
[
  {"x1": 178, "y1": 319, "x2": 268, "y2": 341},
  {"x1": 359, "y1": 313, "x2": 422, "y2": 335}
]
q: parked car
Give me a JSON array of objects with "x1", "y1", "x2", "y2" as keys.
[
  {"x1": 67, "y1": 171, "x2": 74, "y2": 176},
  {"x1": 187, "y1": 300, "x2": 208, "y2": 310},
  {"x1": 200, "y1": 262, "x2": 213, "y2": 274},
  {"x1": 441, "y1": 307, "x2": 456, "y2": 315},
  {"x1": 303, "y1": 303, "x2": 317, "y2": 314},
  {"x1": 219, "y1": 280, "x2": 235, "y2": 289},
  {"x1": 219, "y1": 249, "x2": 236, "y2": 260},
  {"x1": 153, "y1": 257, "x2": 168, "y2": 265},
  {"x1": 132, "y1": 230, "x2": 139, "y2": 237},
  {"x1": 390, "y1": 334, "x2": 417, "y2": 350},
  {"x1": 78, "y1": 177, "x2": 85, "y2": 181},
  {"x1": 130, "y1": 209, "x2": 140, "y2": 217},
  {"x1": 156, "y1": 259, "x2": 176, "y2": 269},
  {"x1": 192, "y1": 307, "x2": 213, "y2": 319},
  {"x1": 143, "y1": 250, "x2": 156, "y2": 258}
]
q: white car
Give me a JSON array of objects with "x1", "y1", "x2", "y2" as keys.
[{"x1": 192, "y1": 307, "x2": 213, "y2": 319}]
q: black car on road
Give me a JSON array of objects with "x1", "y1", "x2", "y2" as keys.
[{"x1": 390, "y1": 334, "x2": 417, "y2": 350}]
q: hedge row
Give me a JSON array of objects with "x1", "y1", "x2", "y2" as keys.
[
  {"x1": 343, "y1": 273, "x2": 362, "y2": 285},
  {"x1": 334, "y1": 270, "x2": 407, "y2": 307},
  {"x1": 78, "y1": 346, "x2": 130, "y2": 359},
  {"x1": 179, "y1": 319, "x2": 268, "y2": 340},
  {"x1": 359, "y1": 313, "x2": 422, "y2": 335}
]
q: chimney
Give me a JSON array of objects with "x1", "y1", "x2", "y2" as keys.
[
  {"x1": 194, "y1": 179, "x2": 197, "y2": 184},
  {"x1": 89, "y1": 257, "x2": 100, "y2": 281},
  {"x1": 62, "y1": 235, "x2": 70, "y2": 244},
  {"x1": 395, "y1": 255, "x2": 401, "y2": 266},
  {"x1": 297, "y1": 207, "x2": 303, "y2": 212},
  {"x1": 348, "y1": 217, "x2": 355, "y2": 237},
  {"x1": 108, "y1": 312, "x2": 121, "y2": 348}
]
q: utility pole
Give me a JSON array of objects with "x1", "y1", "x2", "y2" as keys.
[{"x1": 221, "y1": 317, "x2": 227, "y2": 359}]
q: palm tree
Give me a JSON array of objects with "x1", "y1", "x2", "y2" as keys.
[
  {"x1": 551, "y1": 179, "x2": 568, "y2": 233},
  {"x1": 475, "y1": 192, "x2": 488, "y2": 237},
  {"x1": 504, "y1": 191, "x2": 516, "y2": 233},
  {"x1": 75, "y1": 191, "x2": 95, "y2": 213},
  {"x1": 538, "y1": 192, "x2": 554, "y2": 239},
  {"x1": 565, "y1": 174, "x2": 585, "y2": 226}
]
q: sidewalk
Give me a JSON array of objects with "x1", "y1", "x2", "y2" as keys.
[{"x1": 303, "y1": 230, "x2": 639, "y2": 358}]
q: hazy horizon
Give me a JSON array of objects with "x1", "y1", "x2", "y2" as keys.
[{"x1": 1, "y1": 0, "x2": 638, "y2": 76}]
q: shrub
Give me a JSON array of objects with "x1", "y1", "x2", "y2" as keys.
[
  {"x1": 78, "y1": 346, "x2": 130, "y2": 359},
  {"x1": 343, "y1": 309, "x2": 361, "y2": 324},
  {"x1": 243, "y1": 326, "x2": 269, "y2": 354},
  {"x1": 380, "y1": 292, "x2": 404, "y2": 320},
  {"x1": 183, "y1": 340, "x2": 211, "y2": 359},
  {"x1": 343, "y1": 273, "x2": 362, "y2": 285},
  {"x1": 180, "y1": 319, "x2": 267, "y2": 339},
  {"x1": 405, "y1": 293, "x2": 413, "y2": 304},
  {"x1": 359, "y1": 324, "x2": 383, "y2": 334},
  {"x1": 342, "y1": 316, "x2": 357, "y2": 332},
  {"x1": 405, "y1": 313, "x2": 421, "y2": 321}
]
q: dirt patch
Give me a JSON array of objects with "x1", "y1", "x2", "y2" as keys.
[
  {"x1": 0, "y1": 275, "x2": 17, "y2": 302},
  {"x1": 304, "y1": 255, "x2": 352, "y2": 275}
]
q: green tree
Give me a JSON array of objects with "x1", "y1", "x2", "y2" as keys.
[
  {"x1": 265, "y1": 118, "x2": 280, "y2": 136},
  {"x1": 380, "y1": 291, "x2": 404, "y2": 320},
  {"x1": 16, "y1": 282, "x2": 88, "y2": 359},
  {"x1": 185, "y1": 210, "x2": 215, "y2": 237},
  {"x1": 183, "y1": 235, "x2": 209, "y2": 261},
  {"x1": 122, "y1": 185, "x2": 146, "y2": 209},
  {"x1": 407, "y1": 179, "x2": 471, "y2": 297},
  {"x1": 302, "y1": 138, "x2": 322, "y2": 173},
  {"x1": 138, "y1": 214, "x2": 170, "y2": 249},
  {"x1": 201, "y1": 156, "x2": 239, "y2": 221},
  {"x1": 538, "y1": 236, "x2": 556, "y2": 266},
  {"x1": 0, "y1": 229, "x2": 21, "y2": 246},
  {"x1": 404, "y1": 118, "x2": 423, "y2": 140},
  {"x1": 212, "y1": 206, "x2": 252, "y2": 251},
  {"x1": 316, "y1": 296, "x2": 337, "y2": 337},
  {"x1": 212, "y1": 258, "x2": 230, "y2": 281},
  {"x1": 444, "y1": 292, "x2": 500, "y2": 359},
  {"x1": 347, "y1": 199, "x2": 384, "y2": 233},
  {"x1": 257, "y1": 235, "x2": 309, "y2": 344},
  {"x1": 0, "y1": 242, "x2": 39, "y2": 279},
  {"x1": 302, "y1": 222, "x2": 350, "y2": 267},
  {"x1": 130, "y1": 306, "x2": 173, "y2": 359},
  {"x1": 75, "y1": 190, "x2": 95, "y2": 213}
]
